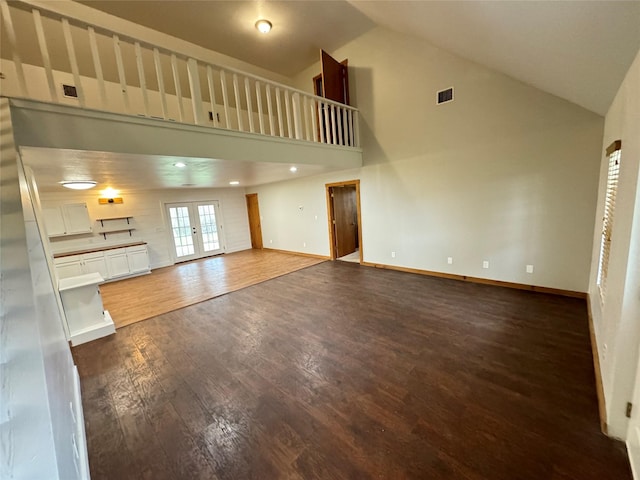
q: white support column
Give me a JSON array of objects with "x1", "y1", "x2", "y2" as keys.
[
  {"x1": 32, "y1": 9, "x2": 57, "y2": 102},
  {"x1": 244, "y1": 77, "x2": 255, "y2": 133},
  {"x1": 153, "y1": 48, "x2": 168, "y2": 119},
  {"x1": 275, "y1": 88, "x2": 284, "y2": 137},
  {"x1": 330, "y1": 104, "x2": 337, "y2": 145},
  {"x1": 134, "y1": 42, "x2": 149, "y2": 117},
  {"x1": 266, "y1": 84, "x2": 275, "y2": 136},
  {"x1": 319, "y1": 102, "x2": 327, "y2": 144},
  {"x1": 113, "y1": 34, "x2": 129, "y2": 113},
  {"x1": 88, "y1": 27, "x2": 107, "y2": 109},
  {"x1": 206, "y1": 66, "x2": 219, "y2": 127},
  {"x1": 336, "y1": 106, "x2": 344, "y2": 146},
  {"x1": 187, "y1": 58, "x2": 204, "y2": 125},
  {"x1": 220, "y1": 70, "x2": 231, "y2": 129},
  {"x1": 62, "y1": 18, "x2": 85, "y2": 107},
  {"x1": 310, "y1": 98, "x2": 318, "y2": 142},
  {"x1": 0, "y1": 1, "x2": 28, "y2": 97},
  {"x1": 284, "y1": 90, "x2": 293, "y2": 139},
  {"x1": 170, "y1": 54, "x2": 184, "y2": 122},
  {"x1": 233, "y1": 74, "x2": 244, "y2": 131},
  {"x1": 303, "y1": 96, "x2": 311, "y2": 141},
  {"x1": 354, "y1": 110, "x2": 361, "y2": 147},
  {"x1": 323, "y1": 102, "x2": 331, "y2": 144},
  {"x1": 256, "y1": 82, "x2": 265, "y2": 135},
  {"x1": 292, "y1": 93, "x2": 303, "y2": 140}
]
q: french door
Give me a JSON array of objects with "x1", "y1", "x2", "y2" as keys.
[{"x1": 166, "y1": 201, "x2": 224, "y2": 262}]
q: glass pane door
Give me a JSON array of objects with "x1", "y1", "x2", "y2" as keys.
[
  {"x1": 167, "y1": 204, "x2": 198, "y2": 261},
  {"x1": 196, "y1": 202, "x2": 222, "y2": 254}
]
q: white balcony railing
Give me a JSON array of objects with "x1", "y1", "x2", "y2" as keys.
[{"x1": 0, "y1": 0, "x2": 360, "y2": 148}]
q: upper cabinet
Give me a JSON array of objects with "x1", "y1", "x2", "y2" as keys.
[{"x1": 44, "y1": 203, "x2": 92, "y2": 237}]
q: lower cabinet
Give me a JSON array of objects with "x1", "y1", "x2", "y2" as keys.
[{"x1": 54, "y1": 244, "x2": 150, "y2": 281}]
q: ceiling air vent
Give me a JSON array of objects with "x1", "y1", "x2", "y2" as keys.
[
  {"x1": 437, "y1": 87, "x2": 454, "y2": 105},
  {"x1": 62, "y1": 84, "x2": 78, "y2": 98}
]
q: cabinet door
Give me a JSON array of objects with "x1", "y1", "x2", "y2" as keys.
[
  {"x1": 126, "y1": 246, "x2": 150, "y2": 274},
  {"x1": 82, "y1": 252, "x2": 109, "y2": 280},
  {"x1": 105, "y1": 249, "x2": 130, "y2": 278},
  {"x1": 54, "y1": 256, "x2": 83, "y2": 279},
  {"x1": 63, "y1": 203, "x2": 92, "y2": 234},
  {"x1": 44, "y1": 207, "x2": 66, "y2": 236}
]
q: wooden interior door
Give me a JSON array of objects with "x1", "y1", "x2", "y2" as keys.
[
  {"x1": 246, "y1": 193, "x2": 263, "y2": 249},
  {"x1": 320, "y1": 50, "x2": 349, "y2": 105},
  {"x1": 331, "y1": 186, "x2": 357, "y2": 258}
]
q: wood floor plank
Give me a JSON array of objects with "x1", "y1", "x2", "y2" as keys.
[
  {"x1": 100, "y1": 249, "x2": 326, "y2": 328},
  {"x1": 74, "y1": 261, "x2": 631, "y2": 479}
]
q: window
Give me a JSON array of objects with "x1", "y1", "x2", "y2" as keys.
[{"x1": 597, "y1": 140, "x2": 622, "y2": 303}]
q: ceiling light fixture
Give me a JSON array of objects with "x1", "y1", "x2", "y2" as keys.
[
  {"x1": 289, "y1": 166, "x2": 298, "y2": 173},
  {"x1": 229, "y1": 181, "x2": 240, "y2": 186},
  {"x1": 255, "y1": 19, "x2": 272, "y2": 34},
  {"x1": 174, "y1": 162, "x2": 186, "y2": 168},
  {"x1": 60, "y1": 180, "x2": 97, "y2": 190}
]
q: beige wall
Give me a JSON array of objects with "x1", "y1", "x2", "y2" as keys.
[
  {"x1": 251, "y1": 26, "x2": 603, "y2": 292},
  {"x1": 588, "y1": 47, "x2": 640, "y2": 440}
]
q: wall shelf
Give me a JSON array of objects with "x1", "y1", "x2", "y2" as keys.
[
  {"x1": 96, "y1": 216, "x2": 132, "y2": 227},
  {"x1": 95, "y1": 216, "x2": 135, "y2": 239},
  {"x1": 99, "y1": 228, "x2": 135, "y2": 240}
]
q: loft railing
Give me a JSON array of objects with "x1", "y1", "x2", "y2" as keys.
[{"x1": 0, "y1": 0, "x2": 360, "y2": 148}]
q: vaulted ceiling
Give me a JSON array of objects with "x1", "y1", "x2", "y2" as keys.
[{"x1": 76, "y1": 0, "x2": 640, "y2": 116}]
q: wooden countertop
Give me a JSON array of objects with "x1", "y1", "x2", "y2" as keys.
[{"x1": 53, "y1": 241, "x2": 147, "y2": 258}]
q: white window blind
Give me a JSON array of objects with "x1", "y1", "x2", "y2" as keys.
[{"x1": 597, "y1": 140, "x2": 622, "y2": 303}]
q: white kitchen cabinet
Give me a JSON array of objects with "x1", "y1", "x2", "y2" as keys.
[
  {"x1": 44, "y1": 203, "x2": 92, "y2": 237},
  {"x1": 58, "y1": 273, "x2": 115, "y2": 346},
  {"x1": 81, "y1": 252, "x2": 109, "y2": 279},
  {"x1": 54, "y1": 255, "x2": 83, "y2": 279},
  {"x1": 126, "y1": 245, "x2": 150, "y2": 274},
  {"x1": 105, "y1": 248, "x2": 130, "y2": 278}
]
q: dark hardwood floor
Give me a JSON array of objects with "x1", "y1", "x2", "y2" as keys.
[{"x1": 73, "y1": 261, "x2": 631, "y2": 479}]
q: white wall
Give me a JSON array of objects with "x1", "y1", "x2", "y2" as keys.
[
  {"x1": 588, "y1": 47, "x2": 640, "y2": 439},
  {"x1": 251, "y1": 26, "x2": 604, "y2": 292},
  {"x1": 36, "y1": 185, "x2": 251, "y2": 269}
]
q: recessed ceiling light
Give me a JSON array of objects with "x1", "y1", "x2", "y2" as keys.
[
  {"x1": 229, "y1": 181, "x2": 240, "y2": 186},
  {"x1": 60, "y1": 180, "x2": 97, "y2": 190},
  {"x1": 255, "y1": 19, "x2": 272, "y2": 34},
  {"x1": 174, "y1": 162, "x2": 186, "y2": 168},
  {"x1": 289, "y1": 166, "x2": 298, "y2": 173}
]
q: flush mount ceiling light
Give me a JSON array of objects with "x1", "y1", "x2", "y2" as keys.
[
  {"x1": 60, "y1": 180, "x2": 97, "y2": 190},
  {"x1": 289, "y1": 166, "x2": 298, "y2": 173},
  {"x1": 255, "y1": 19, "x2": 272, "y2": 34},
  {"x1": 174, "y1": 162, "x2": 186, "y2": 168},
  {"x1": 229, "y1": 181, "x2": 240, "y2": 186}
]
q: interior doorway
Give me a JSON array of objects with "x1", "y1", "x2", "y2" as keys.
[
  {"x1": 246, "y1": 193, "x2": 263, "y2": 249},
  {"x1": 326, "y1": 180, "x2": 362, "y2": 263},
  {"x1": 165, "y1": 201, "x2": 224, "y2": 263}
]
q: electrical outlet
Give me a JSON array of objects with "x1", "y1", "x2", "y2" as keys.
[
  {"x1": 447, "y1": 257, "x2": 453, "y2": 265},
  {"x1": 482, "y1": 260, "x2": 489, "y2": 269},
  {"x1": 269, "y1": 239, "x2": 273, "y2": 244},
  {"x1": 526, "y1": 264, "x2": 534, "y2": 274},
  {"x1": 391, "y1": 251, "x2": 396, "y2": 258},
  {"x1": 314, "y1": 215, "x2": 318, "y2": 220},
  {"x1": 303, "y1": 242, "x2": 306, "y2": 247}
]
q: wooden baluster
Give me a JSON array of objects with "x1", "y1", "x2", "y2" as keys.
[
  {"x1": 342, "y1": 108, "x2": 349, "y2": 146},
  {"x1": 153, "y1": 48, "x2": 168, "y2": 119},
  {"x1": 336, "y1": 106, "x2": 343, "y2": 146},
  {"x1": 63, "y1": 18, "x2": 85, "y2": 107},
  {"x1": 206, "y1": 66, "x2": 219, "y2": 127},
  {"x1": 275, "y1": 88, "x2": 284, "y2": 137},
  {"x1": 244, "y1": 77, "x2": 255, "y2": 133},
  {"x1": 112, "y1": 34, "x2": 129, "y2": 112},
  {"x1": 255, "y1": 81, "x2": 265, "y2": 134},
  {"x1": 310, "y1": 98, "x2": 318, "y2": 142},
  {"x1": 354, "y1": 110, "x2": 360, "y2": 147},
  {"x1": 347, "y1": 109, "x2": 354, "y2": 147},
  {"x1": 330, "y1": 104, "x2": 337, "y2": 145},
  {"x1": 170, "y1": 54, "x2": 184, "y2": 122},
  {"x1": 1, "y1": 1, "x2": 28, "y2": 97},
  {"x1": 134, "y1": 42, "x2": 149, "y2": 117},
  {"x1": 320, "y1": 101, "x2": 327, "y2": 144},
  {"x1": 292, "y1": 93, "x2": 303, "y2": 140},
  {"x1": 233, "y1": 74, "x2": 243, "y2": 131},
  {"x1": 187, "y1": 58, "x2": 204, "y2": 125},
  {"x1": 303, "y1": 96, "x2": 311, "y2": 141},
  {"x1": 284, "y1": 90, "x2": 293, "y2": 138},
  {"x1": 88, "y1": 27, "x2": 107, "y2": 109},
  {"x1": 266, "y1": 84, "x2": 275, "y2": 136},
  {"x1": 220, "y1": 70, "x2": 231, "y2": 129},
  {"x1": 32, "y1": 9, "x2": 57, "y2": 102}
]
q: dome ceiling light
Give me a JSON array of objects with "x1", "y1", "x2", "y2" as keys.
[
  {"x1": 60, "y1": 180, "x2": 97, "y2": 190},
  {"x1": 255, "y1": 19, "x2": 272, "y2": 34}
]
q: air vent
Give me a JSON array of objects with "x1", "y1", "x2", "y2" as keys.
[
  {"x1": 208, "y1": 111, "x2": 220, "y2": 122},
  {"x1": 62, "y1": 84, "x2": 78, "y2": 98},
  {"x1": 437, "y1": 87, "x2": 454, "y2": 105}
]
